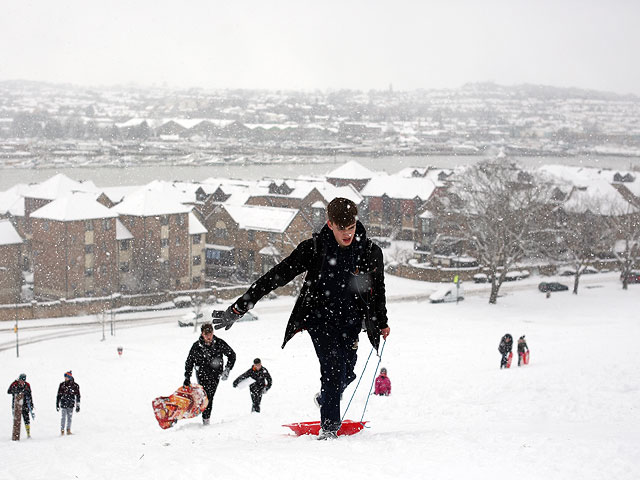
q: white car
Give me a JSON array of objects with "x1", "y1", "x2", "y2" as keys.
[{"x1": 429, "y1": 283, "x2": 465, "y2": 303}]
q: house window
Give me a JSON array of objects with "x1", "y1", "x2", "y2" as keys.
[
  {"x1": 85, "y1": 268, "x2": 94, "y2": 277},
  {"x1": 161, "y1": 238, "x2": 169, "y2": 247},
  {"x1": 42, "y1": 220, "x2": 49, "y2": 232},
  {"x1": 160, "y1": 215, "x2": 169, "y2": 225},
  {"x1": 120, "y1": 239, "x2": 130, "y2": 250},
  {"x1": 192, "y1": 276, "x2": 201, "y2": 283},
  {"x1": 176, "y1": 236, "x2": 181, "y2": 246},
  {"x1": 177, "y1": 214, "x2": 185, "y2": 226},
  {"x1": 103, "y1": 219, "x2": 112, "y2": 230},
  {"x1": 85, "y1": 244, "x2": 94, "y2": 254},
  {"x1": 120, "y1": 262, "x2": 129, "y2": 272},
  {"x1": 247, "y1": 231, "x2": 255, "y2": 242},
  {"x1": 192, "y1": 234, "x2": 201, "y2": 245},
  {"x1": 85, "y1": 220, "x2": 94, "y2": 231},
  {"x1": 193, "y1": 255, "x2": 202, "y2": 266}
]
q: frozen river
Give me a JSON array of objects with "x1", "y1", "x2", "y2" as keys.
[{"x1": 1, "y1": 154, "x2": 638, "y2": 190}]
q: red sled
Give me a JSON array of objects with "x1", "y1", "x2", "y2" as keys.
[
  {"x1": 152, "y1": 385, "x2": 208, "y2": 429},
  {"x1": 523, "y1": 350, "x2": 530, "y2": 365},
  {"x1": 506, "y1": 351, "x2": 513, "y2": 368},
  {"x1": 283, "y1": 420, "x2": 367, "y2": 437}
]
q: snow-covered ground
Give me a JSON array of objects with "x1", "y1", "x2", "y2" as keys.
[{"x1": 2, "y1": 274, "x2": 639, "y2": 480}]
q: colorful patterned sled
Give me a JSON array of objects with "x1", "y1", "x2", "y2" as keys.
[
  {"x1": 283, "y1": 420, "x2": 367, "y2": 437},
  {"x1": 152, "y1": 385, "x2": 208, "y2": 429}
]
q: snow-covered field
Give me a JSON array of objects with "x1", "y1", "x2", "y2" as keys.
[{"x1": 2, "y1": 274, "x2": 639, "y2": 480}]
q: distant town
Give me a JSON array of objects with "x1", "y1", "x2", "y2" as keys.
[{"x1": 1, "y1": 80, "x2": 640, "y2": 170}]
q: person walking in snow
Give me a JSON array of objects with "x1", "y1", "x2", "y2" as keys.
[
  {"x1": 232, "y1": 358, "x2": 273, "y2": 413},
  {"x1": 56, "y1": 371, "x2": 81, "y2": 435},
  {"x1": 374, "y1": 367, "x2": 391, "y2": 396},
  {"x1": 184, "y1": 322, "x2": 236, "y2": 425},
  {"x1": 7, "y1": 374, "x2": 35, "y2": 438},
  {"x1": 212, "y1": 197, "x2": 390, "y2": 440},
  {"x1": 498, "y1": 333, "x2": 513, "y2": 369},
  {"x1": 517, "y1": 335, "x2": 529, "y2": 366}
]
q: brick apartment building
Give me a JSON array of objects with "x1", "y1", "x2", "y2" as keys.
[
  {"x1": 0, "y1": 219, "x2": 23, "y2": 304},
  {"x1": 31, "y1": 193, "x2": 119, "y2": 300},
  {"x1": 203, "y1": 204, "x2": 311, "y2": 282},
  {"x1": 112, "y1": 190, "x2": 198, "y2": 293}
]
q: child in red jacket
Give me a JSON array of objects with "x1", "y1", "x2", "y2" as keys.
[{"x1": 374, "y1": 367, "x2": 391, "y2": 396}]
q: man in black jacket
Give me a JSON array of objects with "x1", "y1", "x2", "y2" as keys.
[
  {"x1": 184, "y1": 323, "x2": 236, "y2": 425},
  {"x1": 8, "y1": 374, "x2": 35, "y2": 438},
  {"x1": 232, "y1": 358, "x2": 273, "y2": 413},
  {"x1": 213, "y1": 197, "x2": 390, "y2": 440},
  {"x1": 56, "y1": 371, "x2": 81, "y2": 435}
]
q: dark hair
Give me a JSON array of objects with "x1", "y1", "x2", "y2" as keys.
[
  {"x1": 201, "y1": 323, "x2": 213, "y2": 334},
  {"x1": 327, "y1": 197, "x2": 357, "y2": 228},
  {"x1": 253, "y1": 358, "x2": 261, "y2": 364}
]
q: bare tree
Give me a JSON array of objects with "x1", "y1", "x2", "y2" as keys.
[
  {"x1": 606, "y1": 206, "x2": 640, "y2": 290},
  {"x1": 546, "y1": 198, "x2": 614, "y2": 295},
  {"x1": 446, "y1": 160, "x2": 553, "y2": 304}
]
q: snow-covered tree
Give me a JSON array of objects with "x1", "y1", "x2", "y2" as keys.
[{"x1": 446, "y1": 160, "x2": 554, "y2": 304}]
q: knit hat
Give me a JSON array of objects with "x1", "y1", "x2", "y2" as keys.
[
  {"x1": 380, "y1": 367, "x2": 387, "y2": 374},
  {"x1": 64, "y1": 371, "x2": 73, "y2": 380},
  {"x1": 18, "y1": 373, "x2": 26, "y2": 381}
]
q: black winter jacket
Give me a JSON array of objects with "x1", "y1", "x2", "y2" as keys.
[
  {"x1": 8, "y1": 381, "x2": 33, "y2": 411},
  {"x1": 56, "y1": 380, "x2": 81, "y2": 409},
  {"x1": 231, "y1": 221, "x2": 388, "y2": 351},
  {"x1": 185, "y1": 336, "x2": 236, "y2": 385},
  {"x1": 498, "y1": 335, "x2": 513, "y2": 354},
  {"x1": 232, "y1": 366, "x2": 273, "y2": 390}
]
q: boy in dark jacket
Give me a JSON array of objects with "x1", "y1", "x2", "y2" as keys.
[
  {"x1": 232, "y1": 358, "x2": 273, "y2": 413},
  {"x1": 184, "y1": 323, "x2": 236, "y2": 425},
  {"x1": 498, "y1": 334, "x2": 513, "y2": 369},
  {"x1": 7, "y1": 374, "x2": 35, "y2": 438},
  {"x1": 56, "y1": 371, "x2": 81, "y2": 435},
  {"x1": 517, "y1": 335, "x2": 529, "y2": 366},
  {"x1": 212, "y1": 198, "x2": 390, "y2": 440}
]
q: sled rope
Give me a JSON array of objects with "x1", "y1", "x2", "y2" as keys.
[
  {"x1": 341, "y1": 347, "x2": 374, "y2": 421},
  {"x1": 359, "y1": 339, "x2": 386, "y2": 424}
]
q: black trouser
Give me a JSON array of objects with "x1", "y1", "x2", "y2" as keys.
[
  {"x1": 250, "y1": 383, "x2": 264, "y2": 412},
  {"x1": 199, "y1": 376, "x2": 220, "y2": 420},
  {"x1": 500, "y1": 352, "x2": 510, "y2": 368},
  {"x1": 21, "y1": 407, "x2": 30, "y2": 426},
  {"x1": 309, "y1": 327, "x2": 358, "y2": 432}
]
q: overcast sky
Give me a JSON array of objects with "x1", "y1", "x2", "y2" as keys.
[{"x1": 2, "y1": 0, "x2": 639, "y2": 95}]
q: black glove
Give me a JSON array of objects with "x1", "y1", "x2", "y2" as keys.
[
  {"x1": 212, "y1": 305, "x2": 244, "y2": 331},
  {"x1": 263, "y1": 387, "x2": 269, "y2": 394},
  {"x1": 56, "y1": 406, "x2": 60, "y2": 412},
  {"x1": 232, "y1": 381, "x2": 238, "y2": 388},
  {"x1": 183, "y1": 377, "x2": 191, "y2": 387},
  {"x1": 220, "y1": 367, "x2": 230, "y2": 381},
  {"x1": 76, "y1": 405, "x2": 80, "y2": 413}
]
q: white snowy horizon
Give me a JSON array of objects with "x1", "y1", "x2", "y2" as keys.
[{"x1": 2, "y1": 0, "x2": 640, "y2": 96}]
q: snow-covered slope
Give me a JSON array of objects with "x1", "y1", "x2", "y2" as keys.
[{"x1": 2, "y1": 275, "x2": 639, "y2": 480}]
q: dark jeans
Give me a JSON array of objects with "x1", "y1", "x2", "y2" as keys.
[
  {"x1": 500, "y1": 352, "x2": 511, "y2": 368},
  {"x1": 250, "y1": 383, "x2": 264, "y2": 412},
  {"x1": 21, "y1": 407, "x2": 30, "y2": 426},
  {"x1": 309, "y1": 327, "x2": 358, "y2": 432},
  {"x1": 199, "y1": 377, "x2": 220, "y2": 420}
]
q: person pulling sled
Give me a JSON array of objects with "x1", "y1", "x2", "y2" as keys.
[
  {"x1": 498, "y1": 334, "x2": 513, "y2": 369},
  {"x1": 517, "y1": 335, "x2": 529, "y2": 366}
]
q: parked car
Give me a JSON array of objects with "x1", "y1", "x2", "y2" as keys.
[
  {"x1": 371, "y1": 236, "x2": 391, "y2": 248},
  {"x1": 173, "y1": 295, "x2": 193, "y2": 308},
  {"x1": 538, "y1": 282, "x2": 569, "y2": 292},
  {"x1": 473, "y1": 273, "x2": 489, "y2": 283},
  {"x1": 504, "y1": 270, "x2": 530, "y2": 281},
  {"x1": 559, "y1": 268, "x2": 577, "y2": 276},
  {"x1": 429, "y1": 283, "x2": 465, "y2": 303},
  {"x1": 621, "y1": 270, "x2": 640, "y2": 284},
  {"x1": 581, "y1": 266, "x2": 599, "y2": 274}
]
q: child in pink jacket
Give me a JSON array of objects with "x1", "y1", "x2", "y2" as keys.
[{"x1": 374, "y1": 367, "x2": 391, "y2": 396}]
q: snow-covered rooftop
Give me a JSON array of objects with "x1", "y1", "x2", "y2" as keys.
[
  {"x1": 360, "y1": 175, "x2": 437, "y2": 201},
  {"x1": 31, "y1": 192, "x2": 118, "y2": 221},
  {"x1": 0, "y1": 219, "x2": 23, "y2": 246},
  {"x1": 326, "y1": 160, "x2": 375, "y2": 180},
  {"x1": 115, "y1": 219, "x2": 133, "y2": 241},
  {"x1": 112, "y1": 190, "x2": 192, "y2": 217},
  {"x1": 189, "y1": 212, "x2": 207, "y2": 235},
  {"x1": 26, "y1": 173, "x2": 99, "y2": 201},
  {"x1": 223, "y1": 204, "x2": 298, "y2": 233}
]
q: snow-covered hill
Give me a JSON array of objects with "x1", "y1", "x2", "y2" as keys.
[{"x1": 2, "y1": 274, "x2": 639, "y2": 480}]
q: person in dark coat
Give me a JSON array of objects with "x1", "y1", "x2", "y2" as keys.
[
  {"x1": 56, "y1": 371, "x2": 81, "y2": 435},
  {"x1": 212, "y1": 197, "x2": 390, "y2": 440},
  {"x1": 232, "y1": 358, "x2": 273, "y2": 413},
  {"x1": 184, "y1": 322, "x2": 236, "y2": 425},
  {"x1": 517, "y1": 335, "x2": 529, "y2": 366},
  {"x1": 7, "y1": 373, "x2": 35, "y2": 438},
  {"x1": 498, "y1": 333, "x2": 513, "y2": 369}
]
